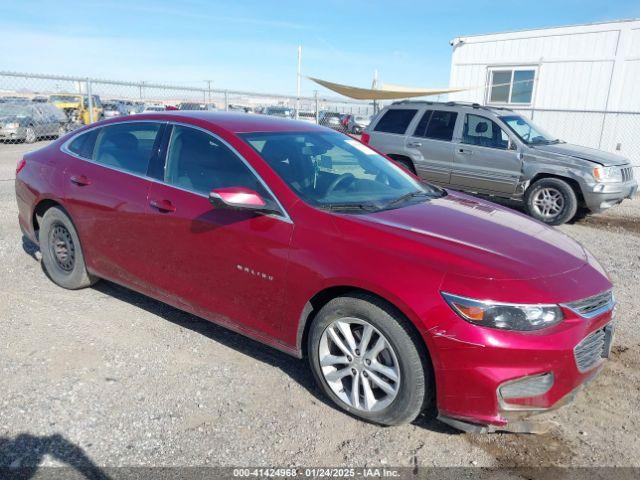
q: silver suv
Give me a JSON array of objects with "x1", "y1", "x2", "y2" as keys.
[{"x1": 363, "y1": 101, "x2": 637, "y2": 225}]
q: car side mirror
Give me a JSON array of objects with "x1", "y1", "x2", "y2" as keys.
[{"x1": 208, "y1": 187, "x2": 277, "y2": 214}]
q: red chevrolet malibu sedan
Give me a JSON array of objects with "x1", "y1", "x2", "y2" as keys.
[{"x1": 15, "y1": 112, "x2": 615, "y2": 431}]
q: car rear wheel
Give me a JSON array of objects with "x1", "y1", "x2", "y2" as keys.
[
  {"x1": 525, "y1": 178, "x2": 578, "y2": 225},
  {"x1": 389, "y1": 156, "x2": 416, "y2": 175},
  {"x1": 308, "y1": 293, "x2": 430, "y2": 425},
  {"x1": 40, "y1": 206, "x2": 98, "y2": 289}
]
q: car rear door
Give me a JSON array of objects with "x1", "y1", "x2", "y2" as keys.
[
  {"x1": 143, "y1": 124, "x2": 293, "y2": 340},
  {"x1": 62, "y1": 121, "x2": 165, "y2": 288},
  {"x1": 405, "y1": 109, "x2": 458, "y2": 185},
  {"x1": 367, "y1": 107, "x2": 419, "y2": 165},
  {"x1": 451, "y1": 113, "x2": 522, "y2": 195}
]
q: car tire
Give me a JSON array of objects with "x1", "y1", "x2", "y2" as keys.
[
  {"x1": 40, "y1": 206, "x2": 98, "y2": 289},
  {"x1": 525, "y1": 178, "x2": 578, "y2": 225},
  {"x1": 392, "y1": 157, "x2": 416, "y2": 175},
  {"x1": 308, "y1": 293, "x2": 430, "y2": 426},
  {"x1": 25, "y1": 125, "x2": 37, "y2": 144}
]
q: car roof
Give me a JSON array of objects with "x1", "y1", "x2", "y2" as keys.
[
  {"x1": 94, "y1": 111, "x2": 327, "y2": 134},
  {"x1": 386, "y1": 100, "x2": 513, "y2": 115}
]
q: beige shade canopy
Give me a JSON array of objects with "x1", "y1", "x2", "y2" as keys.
[{"x1": 307, "y1": 76, "x2": 465, "y2": 100}]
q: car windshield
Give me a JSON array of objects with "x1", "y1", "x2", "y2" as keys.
[
  {"x1": 0, "y1": 104, "x2": 30, "y2": 116},
  {"x1": 50, "y1": 95, "x2": 79, "y2": 103},
  {"x1": 500, "y1": 115, "x2": 560, "y2": 145},
  {"x1": 242, "y1": 131, "x2": 444, "y2": 212}
]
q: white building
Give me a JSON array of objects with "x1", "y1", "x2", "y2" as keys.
[{"x1": 448, "y1": 19, "x2": 640, "y2": 171}]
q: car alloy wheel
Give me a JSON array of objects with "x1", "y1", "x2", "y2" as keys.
[
  {"x1": 531, "y1": 187, "x2": 564, "y2": 220},
  {"x1": 318, "y1": 318, "x2": 400, "y2": 412}
]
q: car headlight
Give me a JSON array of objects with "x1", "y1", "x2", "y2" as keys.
[
  {"x1": 593, "y1": 166, "x2": 623, "y2": 183},
  {"x1": 3, "y1": 122, "x2": 19, "y2": 129},
  {"x1": 441, "y1": 292, "x2": 563, "y2": 331}
]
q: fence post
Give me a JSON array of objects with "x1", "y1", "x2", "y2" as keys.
[
  {"x1": 314, "y1": 90, "x2": 319, "y2": 125},
  {"x1": 86, "y1": 78, "x2": 94, "y2": 124},
  {"x1": 225, "y1": 90, "x2": 229, "y2": 111}
]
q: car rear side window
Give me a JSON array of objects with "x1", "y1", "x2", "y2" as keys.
[
  {"x1": 67, "y1": 130, "x2": 98, "y2": 159},
  {"x1": 412, "y1": 110, "x2": 433, "y2": 137},
  {"x1": 164, "y1": 125, "x2": 271, "y2": 198},
  {"x1": 413, "y1": 110, "x2": 457, "y2": 141},
  {"x1": 92, "y1": 122, "x2": 162, "y2": 175},
  {"x1": 373, "y1": 109, "x2": 418, "y2": 134}
]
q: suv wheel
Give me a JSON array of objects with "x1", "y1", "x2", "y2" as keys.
[
  {"x1": 40, "y1": 206, "x2": 98, "y2": 289},
  {"x1": 525, "y1": 178, "x2": 578, "y2": 225},
  {"x1": 391, "y1": 157, "x2": 416, "y2": 174},
  {"x1": 25, "y1": 125, "x2": 37, "y2": 144},
  {"x1": 308, "y1": 293, "x2": 430, "y2": 426}
]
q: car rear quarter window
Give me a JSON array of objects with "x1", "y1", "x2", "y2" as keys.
[
  {"x1": 373, "y1": 109, "x2": 418, "y2": 134},
  {"x1": 66, "y1": 130, "x2": 98, "y2": 159},
  {"x1": 92, "y1": 122, "x2": 162, "y2": 175}
]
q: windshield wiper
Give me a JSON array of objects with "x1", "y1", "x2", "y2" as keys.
[
  {"x1": 382, "y1": 191, "x2": 431, "y2": 210},
  {"x1": 322, "y1": 202, "x2": 380, "y2": 212}
]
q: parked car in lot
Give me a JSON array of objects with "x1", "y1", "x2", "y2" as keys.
[
  {"x1": 319, "y1": 111, "x2": 346, "y2": 132},
  {"x1": 102, "y1": 101, "x2": 129, "y2": 118},
  {"x1": 297, "y1": 111, "x2": 317, "y2": 124},
  {"x1": 363, "y1": 101, "x2": 637, "y2": 225},
  {"x1": 346, "y1": 114, "x2": 371, "y2": 134},
  {"x1": 49, "y1": 94, "x2": 104, "y2": 126},
  {"x1": 16, "y1": 112, "x2": 616, "y2": 432},
  {"x1": 0, "y1": 103, "x2": 66, "y2": 142},
  {"x1": 264, "y1": 106, "x2": 294, "y2": 118}
]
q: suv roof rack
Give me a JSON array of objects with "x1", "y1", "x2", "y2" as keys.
[{"x1": 389, "y1": 99, "x2": 513, "y2": 113}]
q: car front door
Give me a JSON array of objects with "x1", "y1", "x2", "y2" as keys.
[
  {"x1": 451, "y1": 113, "x2": 522, "y2": 195},
  {"x1": 144, "y1": 124, "x2": 293, "y2": 340},
  {"x1": 405, "y1": 109, "x2": 458, "y2": 185},
  {"x1": 62, "y1": 121, "x2": 165, "y2": 288}
]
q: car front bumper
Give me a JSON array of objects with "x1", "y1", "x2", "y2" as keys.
[
  {"x1": 426, "y1": 295, "x2": 615, "y2": 432},
  {"x1": 583, "y1": 179, "x2": 638, "y2": 213}
]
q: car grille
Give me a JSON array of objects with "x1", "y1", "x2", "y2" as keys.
[
  {"x1": 563, "y1": 290, "x2": 614, "y2": 318},
  {"x1": 574, "y1": 327, "x2": 609, "y2": 372},
  {"x1": 621, "y1": 166, "x2": 634, "y2": 182}
]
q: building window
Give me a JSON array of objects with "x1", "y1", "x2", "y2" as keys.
[{"x1": 488, "y1": 68, "x2": 535, "y2": 105}]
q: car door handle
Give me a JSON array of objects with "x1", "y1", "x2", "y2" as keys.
[
  {"x1": 149, "y1": 199, "x2": 176, "y2": 213},
  {"x1": 458, "y1": 148, "x2": 473, "y2": 155},
  {"x1": 407, "y1": 141, "x2": 422, "y2": 148},
  {"x1": 69, "y1": 175, "x2": 91, "y2": 186}
]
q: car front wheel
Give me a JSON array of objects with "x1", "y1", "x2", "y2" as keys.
[
  {"x1": 525, "y1": 178, "x2": 578, "y2": 225},
  {"x1": 308, "y1": 293, "x2": 430, "y2": 425}
]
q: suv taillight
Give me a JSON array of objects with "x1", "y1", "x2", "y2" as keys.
[
  {"x1": 361, "y1": 133, "x2": 370, "y2": 144},
  {"x1": 16, "y1": 158, "x2": 26, "y2": 175}
]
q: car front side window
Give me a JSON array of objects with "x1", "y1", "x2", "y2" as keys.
[
  {"x1": 164, "y1": 125, "x2": 277, "y2": 203},
  {"x1": 462, "y1": 114, "x2": 510, "y2": 150}
]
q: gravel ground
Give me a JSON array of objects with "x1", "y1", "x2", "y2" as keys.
[{"x1": 1, "y1": 141, "x2": 639, "y2": 471}]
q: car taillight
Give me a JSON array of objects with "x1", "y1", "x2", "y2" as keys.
[
  {"x1": 16, "y1": 158, "x2": 26, "y2": 175},
  {"x1": 361, "y1": 133, "x2": 370, "y2": 144}
]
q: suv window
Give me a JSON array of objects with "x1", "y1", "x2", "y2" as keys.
[
  {"x1": 92, "y1": 122, "x2": 161, "y2": 174},
  {"x1": 462, "y1": 114, "x2": 510, "y2": 150},
  {"x1": 414, "y1": 110, "x2": 457, "y2": 141},
  {"x1": 164, "y1": 125, "x2": 273, "y2": 200},
  {"x1": 373, "y1": 109, "x2": 418, "y2": 134}
]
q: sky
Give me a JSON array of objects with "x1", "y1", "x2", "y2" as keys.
[{"x1": 1, "y1": 0, "x2": 639, "y2": 97}]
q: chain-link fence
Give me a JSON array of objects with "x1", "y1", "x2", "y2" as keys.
[{"x1": 0, "y1": 71, "x2": 376, "y2": 144}]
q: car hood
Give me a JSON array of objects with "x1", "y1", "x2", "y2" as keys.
[
  {"x1": 343, "y1": 192, "x2": 588, "y2": 280},
  {"x1": 531, "y1": 142, "x2": 628, "y2": 166}
]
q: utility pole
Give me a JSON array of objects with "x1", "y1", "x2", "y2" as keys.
[
  {"x1": 372, "y1": 69, "x2": 379, "y2": 115},
  {"x1": 296, "y1": 46, "x2": 302, "y2": 120}
]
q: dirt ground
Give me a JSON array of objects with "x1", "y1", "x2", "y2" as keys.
[{"x1": 1, "y1": 140, "x2": 639, "y2": 470}]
